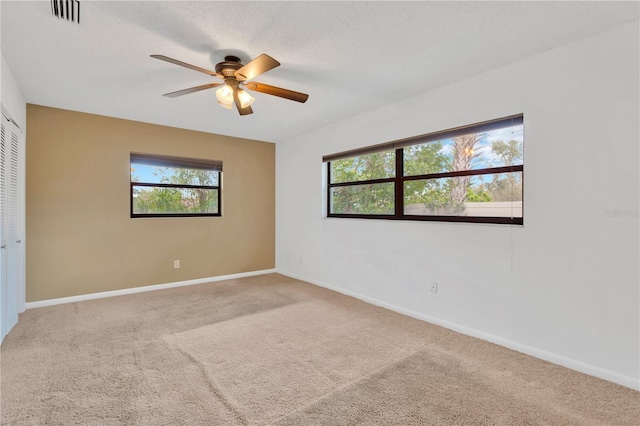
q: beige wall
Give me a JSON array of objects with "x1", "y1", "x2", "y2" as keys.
[{"x1": 26, "y1": 105, "x2": 275, "y2": 302}]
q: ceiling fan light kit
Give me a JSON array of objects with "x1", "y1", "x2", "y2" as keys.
[
  {"x1": 237, "y1": 90, "x2": 255, "y2": 109},
  {"x1": 151, "y1": 53, "x2": 308, "y2": 116},
  {"x1": 215, "y1": 82, "x2": 254, "y2": 110},
  {"x1": 215, "y1": 84, "x2": 234, "y2": 105}
]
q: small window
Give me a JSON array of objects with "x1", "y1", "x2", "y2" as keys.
[
  {"x1": 130, "y1": 153, "x2": 222, "y2": 218},
  {"x1": 324, "y1": 115, "x2": 523, "y2": 225}
]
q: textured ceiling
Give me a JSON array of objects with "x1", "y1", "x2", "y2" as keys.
[{"x1": 1, "y1": 1, "x2": 638, "y2": 142}]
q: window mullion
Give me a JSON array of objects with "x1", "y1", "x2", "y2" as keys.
[
  {"x1": 132, "y1": 182, "x2": 219, "y2": 190},
  {"x1": 327, "y1": 162, "x2": 332, "y2": 215},
  {"x1": 404, "y1": 164, "x2": 523, "y2": 181},
  {"x1": 218, "y1": 171, "x2": 222, "y2": 216},
  {"x1": 328, "y1": 177, "x2": 395, "y2": 188},
  {"x1": 394, "y1": 148, "x2": 403, "y2": 218}
]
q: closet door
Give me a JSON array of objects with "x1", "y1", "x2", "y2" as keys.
[
  {"x1": 0, "y1": 118, "x2": 6, "y2": 340},
  {"x1": 0, "y1": 114, "x2": 24, "y2": 342}
]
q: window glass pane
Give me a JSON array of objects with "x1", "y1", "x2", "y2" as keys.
[
  {"x1": 330, "y1": 182, "x2": 394, "y2": 215},
  {"x1": 484, "y1": 126, "x2": 523, "y2": 167},
  {"x1": 330, "y1": 150, "x2": 395, "y2": 184},
  {"x1": 404, "y1": 124, "x2": 524, "y2": 176},
  {"x1": 131, "y1": 163, "x2": 219, "y2": 186},
  {"x1": 132, "y1": 186, "x2": 219, "y2": 215},
  {"x1": 403, "y1": 141, "x2": 450, "y2": 176},
  {"x1": 404, "y1": 172, "x2": 522, "y2": 217}
]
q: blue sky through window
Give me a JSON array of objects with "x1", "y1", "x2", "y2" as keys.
[
  {"x1": 437, "y1": 124, "x2": 524, "y2": 169},
  {"x1": 130, "y1": 163, "x2": 176, "y2": 184}
]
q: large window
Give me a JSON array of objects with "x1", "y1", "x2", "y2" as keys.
[
  {"x1": 325, "y1": 115, "x2": 523, "y2": 225},
  {"x1": 130, "y1": 153, "x2": 222, "y2": 218}
]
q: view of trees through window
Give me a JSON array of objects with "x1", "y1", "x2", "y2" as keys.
[
  {"x1": 327, "y1": 116, "x2": 523, "y2": 224},
  {"x1": 130, "y1": 154, "x2": 221, "y2": 217}
]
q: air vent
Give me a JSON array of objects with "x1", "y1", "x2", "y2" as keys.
[{"x1": 51, "y1": 0, "x2": 80, "y2": 24}]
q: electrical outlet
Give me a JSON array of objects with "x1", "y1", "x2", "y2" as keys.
[
  {"x1": 174, "y1": 260, "x2": 180, "y2": 269},
  {"x1": 430, "y1": 281, "x2": 438, "y2": 293}
]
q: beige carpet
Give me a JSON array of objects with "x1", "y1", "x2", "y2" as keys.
[{"x1": 1, "y1": 274, "x2": 638, "y2": 425}]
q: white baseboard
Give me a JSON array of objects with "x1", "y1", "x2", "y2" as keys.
[
  {"x1": 25, "y1": 269, "x2": 277, "y2": 309},
  {"x1": 277, "y1": 270, "x2": 640, "y2": 392}
]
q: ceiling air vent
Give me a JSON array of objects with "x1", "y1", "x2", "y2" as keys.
[{"x1": 51, "y1": 0, "x2": 80, "y2": 24}]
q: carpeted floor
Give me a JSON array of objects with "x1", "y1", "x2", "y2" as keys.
[{"x1": 1, "y1": 273, "x2": 639, "y2": 425}]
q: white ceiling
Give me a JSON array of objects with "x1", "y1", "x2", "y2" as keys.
[{"x1": 2, "y1": 1, "x2": 638, "y2": 143}]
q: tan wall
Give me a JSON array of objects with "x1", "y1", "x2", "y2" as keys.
[{"x1": 26, "y1": 104, "x2": 275, "y2": 302}]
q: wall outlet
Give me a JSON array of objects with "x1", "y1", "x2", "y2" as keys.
[
  {"x1": 430, "y1": 281, "x2": 438, "y2": 293},
  {"x1": 174, "y1": 260, "x2": 180, "y2": 269}
]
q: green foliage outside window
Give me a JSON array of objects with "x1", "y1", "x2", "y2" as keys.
[
  {"x1": 132, "y1": 166, "x2": 220, "y2": 215},
  {"x1": 330, "y1": 150, "x2": 395, "y2": 214}
]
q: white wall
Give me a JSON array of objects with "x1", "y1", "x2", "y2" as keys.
[
  {"x1": 1, "y1": 1, "x2": 27, "y2": 129},
  {"x1": 1, "y1": 53, "x2": 27, "y2": 130},
  {"x1": 276, "y1": 22, "x2": 639, "y2": 390}
]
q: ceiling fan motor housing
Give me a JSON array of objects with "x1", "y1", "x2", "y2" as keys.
[{"x1": 216, "y1": 56, "x2": 243, "y2": 78}]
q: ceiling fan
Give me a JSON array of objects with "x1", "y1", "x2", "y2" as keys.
[{"x1": 150, "y1": 53, "x2": 309, "y2": 116}]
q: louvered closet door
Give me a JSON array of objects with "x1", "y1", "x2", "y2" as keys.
[
  {"x1": 0, "y1": 114, "x2": 24, "y2": 342},
  {"x1": 7, "y1": 124, "x2": 22, "y2": 327},
  {"x1": 0, "y1": 118, "x2": 6, "y2": 339}
]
